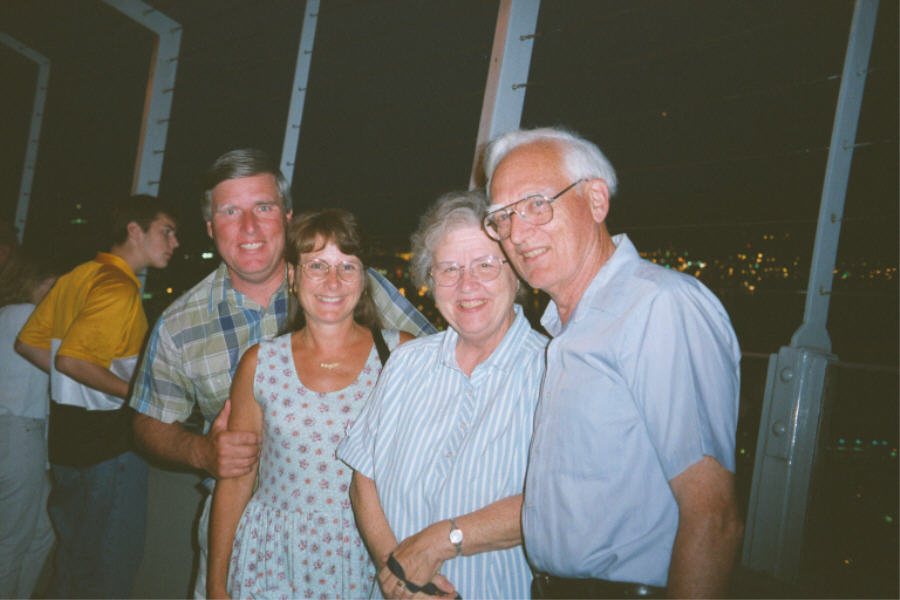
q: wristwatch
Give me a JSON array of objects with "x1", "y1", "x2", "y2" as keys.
[{"x1": 448, "y1": 518, "x2": 463, "y2": 556}]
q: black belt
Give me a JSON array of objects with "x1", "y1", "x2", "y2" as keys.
[{"x1": 532, "y1": 572, "x2": 666, "y2": 599}]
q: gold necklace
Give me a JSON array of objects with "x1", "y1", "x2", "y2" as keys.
[{"x1": 305, "y1": 326, "x2": 361, "y2": 370}]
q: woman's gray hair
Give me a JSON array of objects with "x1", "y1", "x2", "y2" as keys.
[
  {"x1": 410, "y1": 190, "x2": 489, "y2": 293},
  {"x1": 483, "y1": 126, "x2": 618, "y2": 197},
  {"x1": 201, "y1": 148, "x2": 293, "y2": 221}
]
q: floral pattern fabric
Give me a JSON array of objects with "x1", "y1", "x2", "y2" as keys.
[{"x1": 228, "y1": 331, "x2": 397, "y2": 599}]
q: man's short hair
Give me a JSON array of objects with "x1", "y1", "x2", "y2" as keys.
[
  {"x1": 110, "y1": 195, "x2": 179, "y2": 246},
  {"x1": 484, "y1": 127, "x2": 618, "y2": 197},
  {"x1": 201, "y1": 148, "x2": 293, "y2": 222}
]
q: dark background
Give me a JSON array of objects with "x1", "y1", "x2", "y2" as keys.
[
  {"x1": 2, "y1": 2, "x2": 896, "y2": 280},
  {"x1": 3, "y1": 0, "x2": 895, "y2": 366},
  {"x1": 1, "y1": 2, "x2": 897, "y2": 595}
]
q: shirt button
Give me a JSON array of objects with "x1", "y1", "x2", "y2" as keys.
[{"x1": 445, "y1": 451, "x2": 453, "y2": 458}]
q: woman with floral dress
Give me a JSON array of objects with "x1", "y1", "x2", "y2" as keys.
[{"x1": 207, "y1": 209, "x2": 412, "y2": 599}]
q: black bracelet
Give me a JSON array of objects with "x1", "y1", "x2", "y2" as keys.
[{"x1": 386, "y1": 553, "x2": 461, "y2": 598}]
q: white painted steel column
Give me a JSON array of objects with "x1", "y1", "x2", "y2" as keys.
[
  {"x1": 742, "y1": 0, "x2": 879, "y2": 583},
  {"x1": 102, "y1": 0, "x2": 182, "y2": 195},
  {"x1": 1, "y1": 34, "x2": 50, "y2": 243},
  {"x1": 280, "y1": 0, "x2": 320, "y2": 187},
  {"x1": 469, "y1": 0, "x2": 541, "y2": 188},
  {"x1": 791, "y1": 0, "x2": 879, "y2": 354}
]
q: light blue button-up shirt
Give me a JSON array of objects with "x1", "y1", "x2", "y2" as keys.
[
  {"x1": 522, "y1": 234, "x2": 740, "y2": 587},
  {"x1": 339, "y1": 305, "x2": 547, "y2": 599}
]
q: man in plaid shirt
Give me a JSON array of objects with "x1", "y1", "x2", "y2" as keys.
[{"x1": 129, "y1": 148, "x2": 434, "y2": 597}]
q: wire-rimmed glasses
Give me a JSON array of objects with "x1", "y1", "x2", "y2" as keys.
[
  {"x1": 430, "y1": 255, "x2": 508, "y2": 287},
  {"x1": 301, "y1": 258, "x2": 363, "y2": 282},
  {"x1": 483, "y1": 179, "x2": 586, "y2": 241}
]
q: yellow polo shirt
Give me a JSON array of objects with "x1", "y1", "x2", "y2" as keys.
[{"x1": 18, "y1": 252, "x2": 147, "y2": 411}]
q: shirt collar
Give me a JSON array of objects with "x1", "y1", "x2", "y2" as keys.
[
  {"x1": 437, "y1": 303, "x2": 530, "y2": 375},
  {"x1": 541, "y1": 233, "x2": 639, "y2": 336},
  {"x1": 205, "y1": 261, "x2": 290, "y2": 317},
  {"x1": 94, "y1": 252, "x2": 140, "y2": 287}
]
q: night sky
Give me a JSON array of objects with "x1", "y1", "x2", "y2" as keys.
[
  {"x1": 2, "y1": 1, "x2": 896, "y2": 251},
  {"x1": 1, "y1": 0, "x2": 897, "y2": 359}
]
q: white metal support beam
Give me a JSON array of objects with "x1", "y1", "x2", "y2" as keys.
[
  {"x1": 742, "y1": 0, "x2": 879, "y2": 584},
  {"x1": 469, "y1": 0, "x2": 541, "y2": 188},
  {"x1": 280, "y1": 0, "x2": 320, "y2": 187},
  {"x1": 1, "y1": 33, "x2": 49, "y2": 243},
  {"x1": 102, "y1": 0, "x2": 181, "y2": 195},
  {"x1": 791, "y1": 0, "x2": 879, "y2": 354}
]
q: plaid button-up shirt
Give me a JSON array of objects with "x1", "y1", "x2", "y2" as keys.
[{"x1": 130, "y1": 262, "x2": 435, "y2": 429}]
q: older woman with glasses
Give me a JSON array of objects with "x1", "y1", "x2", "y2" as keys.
[
  {"x1": 207, "y1": 209, "x2": 413, "y2": 599},
  {"x1": 338, "y1": 190, "x2": 547, "y2": 599}
]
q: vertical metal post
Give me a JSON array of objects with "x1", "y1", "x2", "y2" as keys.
[
  {"x1": 280, "y1": 0, "x2": 320, "y2": 188},
  {"x1": 791, "y1": 0, "x2": 880, "y2": 354},
  {"x1": 102, "y1": 0, "x2": 182, "y2": 195},
  {"x1": 1, "y1": 34, "x2": 50, "y2": 243},
  {"x1": 469, "y1": 0, "x2": 541, "y2": 188},
  {"x1": 742, "y1": 0, "x2": 879, "y2": 583}
]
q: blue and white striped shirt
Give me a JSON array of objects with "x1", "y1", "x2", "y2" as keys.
[{"x1": 338, "y1": 305, "x2": 546, "y2": 599}]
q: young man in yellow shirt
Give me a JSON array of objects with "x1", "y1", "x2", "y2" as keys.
[{"x1": 16, "y1": 195, "x2": 179, "y2": 598}]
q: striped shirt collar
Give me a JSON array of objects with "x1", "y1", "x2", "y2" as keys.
[{"x1": 437, "y1": 303, "x2": 530, "y2": 376}]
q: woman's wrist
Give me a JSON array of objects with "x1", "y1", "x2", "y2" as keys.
[{"x1": 432, "y1": 519, "x2": 460, "y2": 561}]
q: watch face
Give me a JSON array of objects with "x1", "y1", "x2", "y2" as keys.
[{"x1": 450, "y1": 529, "x2": 463, "y2": 544}]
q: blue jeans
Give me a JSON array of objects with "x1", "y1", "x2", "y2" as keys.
[{"x1": 47, "y1": 451, "x2": 148, "y2": 599}]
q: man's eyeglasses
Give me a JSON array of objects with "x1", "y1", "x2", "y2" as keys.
[
  {"x1": 430, "y1": 255, "x2": 508, "y2": 287},
  {"x1": 483, "y1": 179, "x2": 586, "y2": 241},
  {"x1": 301, "y1": 259, "x2": 362, "y2": 282}
]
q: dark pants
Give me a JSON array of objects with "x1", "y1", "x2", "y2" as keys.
[
  {"x1": 47, "y1": 451, "x2": 148, "y2": 599},
  {"x1": 532, "y1": 572, "x2": 666, "y2": 599}
]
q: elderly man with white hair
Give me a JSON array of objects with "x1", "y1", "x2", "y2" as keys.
[{"x1": 483, "y1": 127, "x2": 744, "y2": 599}]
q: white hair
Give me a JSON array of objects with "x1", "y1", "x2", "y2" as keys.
[
  {"x1": 483, "y1": 127, "x2": 618, "y2": 197},
  {"x1": 409, "y1": 190, "x2": 487, "y2": 292}
]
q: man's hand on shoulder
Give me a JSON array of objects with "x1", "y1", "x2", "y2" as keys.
[{"x1": 199, "y1": 398, "x2": 260, "y2": 479}]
